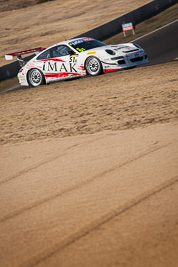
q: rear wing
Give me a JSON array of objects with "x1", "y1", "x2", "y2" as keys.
[{"x1": 5, "y1": 47, "x2": 46, "y2": 67}]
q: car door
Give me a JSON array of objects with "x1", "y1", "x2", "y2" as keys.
[
  {"x1": 37, "y1": 45, "x2": 80, "y2": 82},
  {"x1": 48, "y1": 45, "x2": 80, "y2": 80}
]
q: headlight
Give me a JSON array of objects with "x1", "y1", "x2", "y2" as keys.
[{"x1": 105, "y1": 49, "x2": 116, "y2": 55}]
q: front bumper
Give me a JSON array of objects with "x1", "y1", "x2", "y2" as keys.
[{"x1": 103, "y1": 50, "x2": 149, "y2": 72}]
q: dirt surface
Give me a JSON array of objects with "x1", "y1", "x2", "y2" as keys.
[
  {"x1": 0, "y1": 1, "x2": 178, "y2": 266},
  {"x1": 0, "y1": 121, "x2": 178, "y2": 267},
  {"x1": 0, "y1": 0, "x2": 38, "y2": 12},
  {"x1": 0, "y1": 61, "x2": 178, "y2": 266},
  {"x1": 0, "y1": 0, "x2": 150, "y2": 66},
  {"x1": 1, "y1": 62, "x2": 178, "y2": 144}
]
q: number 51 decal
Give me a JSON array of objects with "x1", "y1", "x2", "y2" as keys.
[{"x1": 69, "y1": 56, "x2": 77, "y2": 63}]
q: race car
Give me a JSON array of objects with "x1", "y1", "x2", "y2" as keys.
[{"x1": 5, "y1": 37, "x2": 149, "y2": 87}]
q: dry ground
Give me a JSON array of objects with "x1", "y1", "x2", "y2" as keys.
[
  {"x1": 0, "y1": 114, "x2": 178, "y2": 267},
  {"x1": 0, "y1": 62, "x2": 178, "y2": 144},
  {"x1": 0, "y1": 0, "x2": 150, "y2": 66},
  {"x1": 0, "y1": 0, "x2": 38, "y2": 12},
  {"x1": 0, "y1": 1, "x2": 178, "y2": 266}
]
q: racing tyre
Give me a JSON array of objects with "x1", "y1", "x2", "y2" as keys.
[
  {"x1": 27, "y1": 68, "x2": 45, "y2": 87},
  {"x1": 85, "y1": 56, "x2": 103, "y2": 76}
]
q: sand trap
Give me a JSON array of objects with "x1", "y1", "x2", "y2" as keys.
[{"x1": 0, "y1": 122, "x2": 178, "y2": 266}]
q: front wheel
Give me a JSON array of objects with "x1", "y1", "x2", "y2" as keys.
[
  {"x1": 27, "y1": 68, "x2": 45, "y2": 87},
  {"x1": 85, "y1": 56, "x2": 103, "y2": 76}
]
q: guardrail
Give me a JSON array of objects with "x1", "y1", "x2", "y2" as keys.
[{"x1": 0, "y1": 0, "x2": 177, "y2": 82}]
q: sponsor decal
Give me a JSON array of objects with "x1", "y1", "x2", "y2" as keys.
[
  {"x1": 69, "y1": 64, "x2": 78, "y2": 72},
  {"x1": 87, "y1": 51, "x2": 96, "y2": 55},
  {"x1": 76, "y1": 48, "x2": 86, "y2": 52},
  {"x1": 69, "y1": 57, "x2": 77, "y2": 63},
  {"x1": 83, "y1": 38, "x2": 94, "y2": 42},
  {"x1": 69, "y1": 39, "x2": 83, "y2": 46},
  {"x1": 43, "y1": 61, "x2": 78, "y2": 73},
  {"x1": 122, "y1": 22, "x2": 134, "y2": 32},
  {"x1": 69, "y1": 38, "x2": 94, "y2": 47}
]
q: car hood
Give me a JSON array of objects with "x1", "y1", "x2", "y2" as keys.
[
  {"x1": 82, "y1": 43, "x2": 141, "y2": 57},
  {"x1": 107, "y1": 43, "x2": 140, "y2": 52}
]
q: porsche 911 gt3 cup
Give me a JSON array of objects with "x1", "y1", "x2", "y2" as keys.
[{"x1": 5, "y1": 37, "x2": 149, "y2": 87}]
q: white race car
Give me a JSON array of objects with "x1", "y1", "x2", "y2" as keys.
[{"x1": 5, "y1": 37, "x2": 149, "y2": 87}]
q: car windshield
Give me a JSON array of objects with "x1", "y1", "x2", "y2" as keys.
[{"x1": 69, "y1": 38, "x2": 106, "y2": 52}]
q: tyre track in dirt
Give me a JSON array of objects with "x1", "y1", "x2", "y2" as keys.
[
  {"x1": 0, "y1": 142, "x2": 173, "y2": 224},
  {"x1": 0, "y1": 136, "x2": 107, "y2": 186},
  {"x1": 23, "y1": 175, "x2": 178, "y2": 267},
  {"x1": 0, "y1": 123, "x2": 177, "y2": 267}
]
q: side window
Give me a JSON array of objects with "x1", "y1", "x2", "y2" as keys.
[
  {"x1": 37, "y1": 49, "x2": 51, "y2": 60},
  {"x1": 51, "y1": 45, "x2": 73, "y2": 58}
]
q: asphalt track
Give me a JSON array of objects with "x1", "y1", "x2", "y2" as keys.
[{"x1": 134, "y1": 19, "x2": 178, "y2": 65}]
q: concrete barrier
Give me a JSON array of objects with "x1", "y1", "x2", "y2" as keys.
[
  {"x1": 0, "y1": 0, "x2": 177, "y2": 82},
  {"x1": 0, "y1": 61, "x2": 20, "y2": 81},
  {"x1": 0, "y1": 55, "x2": 33, "y2": 82}
]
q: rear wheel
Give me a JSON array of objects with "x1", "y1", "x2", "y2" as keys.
[
  {"x1": 28, "y1": 68, "x2": 45, "y2": 87},
  {"x1": 85, "y1": 56, "x2": 103, "y2": 76}
]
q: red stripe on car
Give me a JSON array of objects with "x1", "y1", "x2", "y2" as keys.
[
  {"x1": 44, "y1": 72, "x2": 80, "y2": 78},
  {"x1": 41, "y1": 58, "x2": 65, "y2": 62},
  {"x1": 103, "y1": 68, "x2": 120, "y2": 73}
]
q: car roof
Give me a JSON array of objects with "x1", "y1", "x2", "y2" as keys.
[{"x1": 53, "y1": 37, "x2": 94, "y2": 47}]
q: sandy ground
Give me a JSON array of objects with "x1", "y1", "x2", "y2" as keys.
[
  {"x1": 0, "y1": 0, "x2": 150, "y2": 66},
  {"x1": 0, "y1": 122, "x2": 178, "y2": 267},
  {"x1": 0, "y1": 1, "x2": 178, "y2": 266},
  {"x1": 0, "y1": 62, "x2": 178, "y2": 144},
  {"x1": 0, "y1": 61, "x2": 178, "y2": 266}
]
